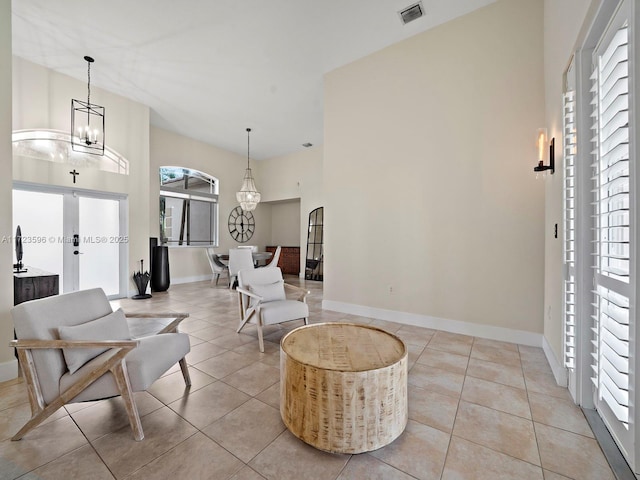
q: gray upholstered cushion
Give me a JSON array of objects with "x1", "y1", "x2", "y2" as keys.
[
  {"x1": 60, "y1": 332, "x2": 191, "y2": 402},
  {"x1": 58, "y1": 308, "x2": 131, "y2": 374},
  {"x1": 259, "y1": 300, "x2": 309, "y2": 326},
  {"x1": 250, "y1": 280, "x2": 286, "y2": 303}
]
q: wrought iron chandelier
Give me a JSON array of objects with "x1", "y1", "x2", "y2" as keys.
[
  {"x1": 236, "y1": 127, "x2": 261, "y2": 211},
  {"x1": 71, "y1": 56, "x2": 105, "y2": 155}
]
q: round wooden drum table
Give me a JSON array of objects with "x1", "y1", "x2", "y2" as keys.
[{"x1": 280, "y1": 322, "x2": 408, "y2": 454}]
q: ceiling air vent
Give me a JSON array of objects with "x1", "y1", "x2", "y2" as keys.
[{"x1": 398, "y1": 1, "x2": 424, "y2": 25}]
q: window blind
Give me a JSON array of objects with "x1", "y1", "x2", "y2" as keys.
[
  {"x1": 590, "y1": 22, "x2": 631, "y2": 428},
  {"x1": 564, "y1": 88, "x2": 577, "y2": 370}
]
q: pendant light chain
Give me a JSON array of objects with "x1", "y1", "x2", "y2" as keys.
[
  {"x1": 87, "y1": 60, "x2": 91, "y2": 105},
  {"x1": 247, "y1": 127, "x2": 251, "y2": 169}
]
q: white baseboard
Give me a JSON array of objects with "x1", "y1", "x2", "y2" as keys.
[
  {"x1": 322, "y1": 300, "x2": 543, "y2": 347},
  {"x1": 542, "y1": 335, "x2": 568, "y2": 387},
  {"x1": 170, "y1": 274, "x2": 212, "y2": 285},
  {"x1": 0, "y1": 358, "x2": 18, "y2": 383}
]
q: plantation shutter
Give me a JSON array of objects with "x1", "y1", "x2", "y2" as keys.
[
  {"x1": 590, "y1": 17, "x2": 632, "y2": 439},
  {"x1": 564, "y1": 86, "x2": 577, "y2": 371}
]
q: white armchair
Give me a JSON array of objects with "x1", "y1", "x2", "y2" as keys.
[
  {"x1": 10, "y1": 288, "x2": 191, "y2": 441},
  {"x1": 236, "y1": 267, "x2": 309, "y2": 352}
]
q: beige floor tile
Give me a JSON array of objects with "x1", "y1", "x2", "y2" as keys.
[
  {"x1": 535, "y1": 422, "x2": 614, "y2": 480},
  {"x1": 441, "y1": 436, "x2": 543, "y2": 480},
  {"x1": 543, "y1": 470, "x2": 573, "y2": 480},
  {"x1": 452, "y1": 401, "x2": 540, "y2": 466},
  {"x1": 466, "y1": 357, "x2": 526, "y2": 389},
  {"x1": 195, "y1": 351, "x2": 259, "y2": 379},
  {"x1": 337, "y1": 453, "x2": 416, "y2": 479},
  {"x1": 71, "y1": 391, "x2": 164, "y2": 441},
  {"x1": 230, "y1": 465, "x2": 268, "y2": 480},
  {"x1": 223, "y1": 363, "x2": 280, "y2": 397},
  {"x1": 408, "y1": 363, "x2": 465, "y2": 398},
  {"x1": 473, "y1": 337, "x2": 520, "y2": 352},
  {"x1": 185, "y1": 341, "x2": 228, "y2": 364},
  {"x1": 91, "y1": 407, "x2": 197, "y2": 479},
  {"x1": 168, "y1": 381, "x2": 250, "y2": 429},
  {"x1": 190, "y1": 326, "x2": 243, "y2": 342},
  {"x1": 461, "y1": 376, "x2": 531, "y2": 419},
  {"x1": 394, "y1": 328, "x2": 434, "y2": 348},
  {"x1": 126, "y1": 432, "x2": 243, "y2": 480},
  {"x1": 179, "y1": 318, "x2": 217, "y2": 334},
  {"x1": 470, "y1": 343, "x2": 521, "y2": 367},
  {"x1": 249, "y1": 429, "x2": 350, "y2": 480},
  {"x1": 18, "y1": 444, "x2": 115, "y2": 480},
  {"x1": 528, "y1": 392, "x2": 593, "y2": 437},
  {"x1": 416, "y1": 347, "x2": 469, "y2": 375},
  {"x1": 0, "y1": 381, "x2": 29, "y2": 411},
  {"x1": 203, "y1": 398, "x2": 286, "y2": 463},
  {"x1": 147, "y1": 366, "x2": 216, "y2": 405},
  {"x1": 0, "y1": 416, "x2": 88, "y2": 479},
  {"x1": 427, "y1": 331, "x2": 474, "y2": 357},
  {"x1": 524, "y1": 371, "x2": 573, "y2": 400},
  {"x1": 368, "y1": 319, "x2": 404, "y2": 332},
  {"x1": 408, "y1": 384, "x2": 459, "y2": 434},
  {"x1": 255, "y1": 382, "x2": 281, "y2": 410},
  {"x1": 521, "y1": 357, "x2": 554, "y2": 375},
  {"x1": 369, "y1": 419, "x2": 449, "y2": 480},
  {"x1": 406, "y1": 344, "x2": 425, "y2": 370},
  {"x1": 0, "y1": 403, "x2": 68, "y2": 442},
  {"x1": 518, "y1": 345, "x2": 547, "y2": 361},
  {"x1": 210, "y1": 331, "x2": 259, "y2": 349}
]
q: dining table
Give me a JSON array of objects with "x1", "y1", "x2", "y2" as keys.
[{"x1": 216, "y1": 251, "x2": 272, "y2": 267}]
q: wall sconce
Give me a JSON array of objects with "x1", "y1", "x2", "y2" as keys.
[{"x1": 533, "y1": 128, "x2": 554, "y2": 176}]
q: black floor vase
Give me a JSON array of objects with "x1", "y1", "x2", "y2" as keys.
[{"x1": 151, "y1": 246, "x2": 170, "y2": 292}]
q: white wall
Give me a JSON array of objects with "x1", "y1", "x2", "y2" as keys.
[
  {"x1": 270, "y1": 200, "x2": 301, "y2": 247},
  {"x1": 0, "y1": 0, "x2": 16, "y2": 380},
  {"x1": 11, "y1": 57, "x2": 150, "y2": 296},
  {"x1": 323, "y1": 0, "x2": 546, "y2": 342}
]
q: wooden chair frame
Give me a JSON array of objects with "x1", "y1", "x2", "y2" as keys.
[
  {"x1": 236, "y1": 283, "x2": 309, "y2": 352},
  {"x1": 10, "y1": 312, "x2": 190, "y2": 442}
]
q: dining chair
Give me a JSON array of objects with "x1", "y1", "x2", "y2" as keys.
[
  {"x1": 205, "y1": 247, "x2": 229, "y2": 286},
  {"x1": 264, "y1": 246, "x2": 281, "y2": 268},
  {"x1": 228, "y1": 248, "x2": 255, "y2": 289},
  {"x1": 10, "y1": 288, "x2": 191, "y2": 441},
  {"x1": 236, "y1": 267, "x2": 309, "y2": 352}
]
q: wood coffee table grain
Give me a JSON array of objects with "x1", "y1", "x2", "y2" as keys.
[{"x1": 280, "y1": 322, "x2": 408, "y2": 454}]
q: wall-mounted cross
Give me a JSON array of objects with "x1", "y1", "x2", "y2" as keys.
[{"x1": 69, "y1": 169, "x2": 80, "y2": 184}]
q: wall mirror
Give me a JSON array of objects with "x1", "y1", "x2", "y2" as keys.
[
  {"x1": 159, "y1": 166, "x2": 219, "y2": 246},
  {"x1": 305, "y1": 207, "x2": 323, "y2": 280}
]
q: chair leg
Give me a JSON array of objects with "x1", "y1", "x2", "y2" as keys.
[
  {"x1": 179, "y1": 358, "x2": 191, "y2": 387},
  {"x1": 256, "y1": 314, "x2": 266, "y2": 353},
  {"x1": 112, "y1": 361, "x2": 144, "y2": 441},
  {"x1": 215, "y1": 273, "x2": 219, "y2": 285},
  {"x1": 304, "y1": 317, "x2": 309, "y2": 325}
]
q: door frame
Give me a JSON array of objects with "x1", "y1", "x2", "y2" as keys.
[{"x1": 13, "y1": 181, "x2": 129, "y2": 299}]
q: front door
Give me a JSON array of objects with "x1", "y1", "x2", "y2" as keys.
[{"x1": 13, "y1": 184, "x2": 127, "y2": 298}]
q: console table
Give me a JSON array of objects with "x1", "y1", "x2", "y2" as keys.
[
  {"x1": 266, "y1": 246, "x2": 300, "y2": 275},
  {"x1": 280, "y1": 322, "x2": 408, "y2": 454},
  {"x1": 14, "y1": 267, "x2": 59, "y2": 306}
]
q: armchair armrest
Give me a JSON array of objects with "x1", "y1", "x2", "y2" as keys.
[
  {"x1": 10, "y1": 339, "x2": 139, "y2": 350},
  {"x1": 284, "y1": 283, "x2": 310, "y2": 302},
  {"x1": 123, "y1": 312, "x2": 189, "y2": 334},
  {"x1": 236, "y1": 287, "x2": 264, "y2": 302}
]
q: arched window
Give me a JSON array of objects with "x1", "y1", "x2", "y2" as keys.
[
  {"x1": 13, "y1": 129, "x2": 129, "y2": 174},
  {"x1": 159, "y1": 166, "x2": 219, "y2": 246}
]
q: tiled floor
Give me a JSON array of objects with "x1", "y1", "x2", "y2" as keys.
[{"x1": 0, "y1": 277, "x2": 615, "y2": 479}]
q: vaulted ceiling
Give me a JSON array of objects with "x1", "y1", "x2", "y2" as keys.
[{"x1": 11, "y1": 0, "x2": 495, "y2": 159}]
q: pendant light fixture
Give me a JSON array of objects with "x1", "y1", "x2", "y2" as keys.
[
  {"x1": 71, "y1": 55, "x2": 105, "y2": 155},
  {"x1": 236, "y1": 127, "x2": 261, "y2": 211}
]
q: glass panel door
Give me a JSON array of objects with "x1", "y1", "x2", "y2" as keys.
[
  {"x1": 13, "y1": 185, "x2": 127, "y2": 298},
  {"x1": 77, "y1": 196, "x2": 122, "y2": 296}
]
